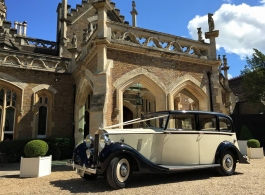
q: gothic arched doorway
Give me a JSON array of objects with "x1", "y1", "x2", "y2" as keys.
[{"x1": 123, "y1": 106, "x2": 133, "y2": 129}]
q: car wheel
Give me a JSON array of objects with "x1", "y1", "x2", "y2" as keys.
[
  {"x1": 216, "y1": 150, "x2": 236, "y2": 176},
  {"x1": 106, "y1": 155, "x2": 132, "y2": 189},
  {"x1": 81, "y1": 173, "x2": 98, "y2": 180}
]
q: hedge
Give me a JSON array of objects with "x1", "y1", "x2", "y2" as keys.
[{"x1": 0, "y1": 137, "x2": 74, "y2": 163}]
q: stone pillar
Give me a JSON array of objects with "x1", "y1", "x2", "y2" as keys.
[
  {"x1": 174, "y1": 96, "x2": 180, "y2": 110},
  {"x1": 67, "y1": 48, "x2": 79, "y2": 72},
  {"x1": 92, "y1": 1, "x2": 109, "y2": 73},
  {"x1": 93, "y1": 1, "x2": 108, "y2": 39},
  {"x1": 130, "y1": 1, "x2": 138, "y2": 27},
  {"x1": 89, "y1": 74, "x2": 108, "y2": 134},
  {"x1": 97, "y1": 44, "x2": 107, "y2": 72},
  {"x1": 205, "y1": 30, "x2": 219, "y2": 60},
  {"x1": 221, "y1": 55, "x2": 230, "y2": 87},
  {"x1": 58, "y1": 0, "x2": 68, "y2": 57}
]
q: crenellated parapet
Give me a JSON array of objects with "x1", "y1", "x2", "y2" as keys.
[{"x1": 108, "y1": 22, "x2": 210, "y2": 59}]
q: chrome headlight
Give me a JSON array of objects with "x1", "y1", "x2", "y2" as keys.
[
  {"x1": 99, "y1": 133, "x2": 112, "y2": 151},
  {"x1": 85, "y1": 134, "x2": 94, "y2": 148}
]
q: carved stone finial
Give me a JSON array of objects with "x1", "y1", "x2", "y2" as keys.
[
  {"x1": 218, "y1": 55, "x2": 221, "y2": 60},
  {"x1": 83, "y1": 29, "x2": 88, "y2": 43},
  {"x1": 132, "y1": 1, "x2": 136, "y2": 11},
  {"x1": 197, "y1": 27, "x2": 203, "y2": 42},
  {"x1": 71, "y1": 32, "x2": 77, "y2": 48},
  {"x1": 222, "y1": 55, "x2": 227, "y2": 66},
  {"x1": 208, "y1": 13, "x2": 215, "y2": 32}
]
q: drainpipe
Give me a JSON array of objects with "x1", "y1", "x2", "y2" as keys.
[
  {"x1": 207, "y1": 71, "x2": 214, "y2": 112},
  {"x1": 72, "y1": 84, "x2": 76, "y2": 138}
]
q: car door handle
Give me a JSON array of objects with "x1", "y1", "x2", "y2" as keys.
[{"x1": 197, "y1": 133, "x2": 203, "y2": 141}]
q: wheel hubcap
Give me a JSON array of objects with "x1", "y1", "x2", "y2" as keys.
[
  {"x1": 222, "y1": 154, "x2": 234, "y2": 172},
  {"x1": 225, "y1": 158, "x2": 232, "y2": 168},
  {"x1": 120, "y1": 164, "x2": 128, "y2": 177},
  {"x1": 116, "y1": 158, "x2": 130, "y2": 182}
]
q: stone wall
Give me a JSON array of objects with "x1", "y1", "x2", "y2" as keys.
[
  {"x1": 106, "y1": 48, "x2": 219, "y2": 126},
  {"x1": 0, "y1": 66, "x2": 74, "y2": 139},
  {"x1": 62, "y1": 5, "x2": 96, "y2": 58}
]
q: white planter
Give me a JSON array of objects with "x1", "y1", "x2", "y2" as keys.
[
  {"x1": 20, "y1": 155, "x2": 52, "y2": 178},
  {"x1": 238, "y1": 140, "x2": 247, "y2": 155},
  {"x1": 247, "y1": 147, "x2": 264, "y2": 159}
]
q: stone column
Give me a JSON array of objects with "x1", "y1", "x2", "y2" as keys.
[
  {"x1": 92, "y1": 1, "x2": 109, "y2": 73},
  {"x1": 67, "y1": 48, "x2": 79, "y2": 72},
  {"x1": 93, "y1": 1, "x2": 108, "y2": 39},
  {"x1": 221, "y1": 55, "x2": 230, "y2": 88},
  {"x1": 58, "y1": 0, "x2": 68, "y2": 57},
  {"x1": 89, "y1": 74, "x2": 108, "y2": 134},
  {"x1": 205, "y1": 30, "x2": 219, "y2": 60}
]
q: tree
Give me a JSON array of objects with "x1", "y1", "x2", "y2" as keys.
[{"x1": 240, "y1": 49, "x2": 265, "y2": 103}]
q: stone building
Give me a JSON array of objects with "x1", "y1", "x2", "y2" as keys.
[{"x1": 0, "y1": 0, "x2": 232, "y2": 144}]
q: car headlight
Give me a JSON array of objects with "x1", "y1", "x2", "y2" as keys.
[
  {"x1": 85, "y1": 134, "x2": 94, "y2": 148},
  {"x1": 99, "y1": 133, "x2": 112, "y2": 151}
]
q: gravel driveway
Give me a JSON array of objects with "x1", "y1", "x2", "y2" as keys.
[{"x1": 0, "y1": 158, "x2": 264, "y2": 195}]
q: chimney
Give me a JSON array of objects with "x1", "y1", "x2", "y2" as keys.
[
  {"x1": 22, "y1": 21, "x2": 27, "y2": 36},
  {"x1": 14, "y1": 21, "x2": 18, "y2": 29}
]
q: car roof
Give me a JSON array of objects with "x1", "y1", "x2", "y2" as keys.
[{"x1": 144, "y1": 110, "x2": 231, "y2": 118}]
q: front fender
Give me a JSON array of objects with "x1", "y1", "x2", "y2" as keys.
[
  {"x1": 215, "y1": 141, "x2": 249, "y2": 164},
  {"x1": 97, "y1": 142, "x2": 168, "y2": 174}
]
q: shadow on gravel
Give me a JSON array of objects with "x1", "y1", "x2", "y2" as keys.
[
  {"x1": 50, "y1": 176, "x2": 113, "y2": 193},
  {"x1": 52, "y1": 165, "x2": 74, "y2": 172},
  {"x1": 0, "y1": 174, "x2": 19, "y2": 178},
  {"x1": 50, "y1": 168, "x2": 244, "y2": 193}
]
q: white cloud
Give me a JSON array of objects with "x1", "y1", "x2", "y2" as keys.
[
  {"x1": 188, "y1": 3, "x2": 265, "y2": 59},
  {"x1": 228, "y1": 73, "x2": 233, "y2": 79}
]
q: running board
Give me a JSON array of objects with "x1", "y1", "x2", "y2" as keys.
[{"x1": 158, "y1": 164, "x2": 220, "y2": 171}]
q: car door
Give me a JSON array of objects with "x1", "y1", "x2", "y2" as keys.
[
  {"x1": 197, "y1": 114, "x2": 220, "y2": 164},
  {"x1": 161, "y1": 114, "x2": 200, "y2": 165}
]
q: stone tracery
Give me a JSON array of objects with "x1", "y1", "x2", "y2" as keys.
[{"x1": 111, "y1": 30, "x2": 208, "y2": 58}]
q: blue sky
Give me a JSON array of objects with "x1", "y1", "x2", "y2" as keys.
[{"x1": 5, "y1": 0, "x2": 265, "y2": 78}]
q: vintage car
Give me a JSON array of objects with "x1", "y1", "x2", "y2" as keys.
[{"x1": 66, "y1": 110, "x2": 249, "y2": 189}]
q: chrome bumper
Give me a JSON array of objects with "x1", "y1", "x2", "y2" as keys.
[{"x1": 66, "y1": 160, "x2": 97, "y2": 175}]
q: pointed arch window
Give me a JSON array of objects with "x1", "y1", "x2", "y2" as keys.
[
  {"x1": 37, "y1": 95, "x2": 48, "y2": 138},
  {"x1": 0, "y1": 88, "x2": 17, "y2": 141}
]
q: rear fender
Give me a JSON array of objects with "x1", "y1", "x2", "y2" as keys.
[{"x1": 215, "y1": 141, "x2": 249, "y2": 164}]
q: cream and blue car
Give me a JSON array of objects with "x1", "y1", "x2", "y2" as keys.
[{"x1": 67, "y1": 110, "x2": 249, "y2": 189}]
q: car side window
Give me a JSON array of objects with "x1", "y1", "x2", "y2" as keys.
[
  {"x1": 199, "y1": 114, "x2": 217, "y2": 131},
  {"x1": 219, "y1": 117, "x2": 232, "y2": 132},
  {"x1": 168, "y1": 114, "x2": 195, "y2": 130}
]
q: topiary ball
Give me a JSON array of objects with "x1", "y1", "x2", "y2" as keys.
[
  {"x1": 247, "y1": 139, "x2": 260, "y2": 148},
  {"x1": 24, "y1": 140, "x2": 49, "y2": 158}
]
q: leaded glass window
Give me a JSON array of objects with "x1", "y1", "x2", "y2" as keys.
[
  {"x1": 37, "y1": 95, "x2": 48, "y2": 138},
  {"x1": 0, "y1": 87, "x2": 17, "y2": 141}
]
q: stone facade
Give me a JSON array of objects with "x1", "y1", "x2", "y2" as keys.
[{"x1": 0, "y1": 0, "x2": 232, "y2": 144}]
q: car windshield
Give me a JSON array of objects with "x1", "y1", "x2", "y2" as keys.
[{"x1": 141, "y1": 113, "x2": 168, "y2": 129}]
